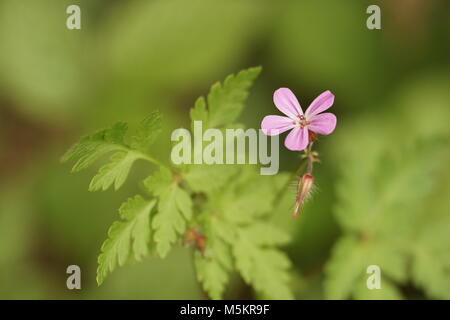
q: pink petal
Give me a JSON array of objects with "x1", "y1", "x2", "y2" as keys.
[
  {"x1": 261, "y1": 115, "x2": 295, "y2": 136},
  {"x1": 307, "y1": 113, "x2": 337, "y2": 135},
  {"x1": 284, "y1": 126, "x2": 309, "y2": 151},
  {"x1": 305, "y1": 90, "x2": 334, "y2": 118},
  {"x1": 273, "y1": 88, "x2": 303, "y2": 119}
]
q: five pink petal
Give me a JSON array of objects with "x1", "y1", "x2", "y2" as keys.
[{"x1": 262, "y1": 88, "x2": 337, "y2": 151}]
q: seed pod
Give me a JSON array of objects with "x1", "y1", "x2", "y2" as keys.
[{"x1": 293, "y1": 173, "x2": 314, "y2": 218}]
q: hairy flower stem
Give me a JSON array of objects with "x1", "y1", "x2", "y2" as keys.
[
  {"x1": 292, "y1": 142, "x2": 317, "y2": 218},
  {"x1": 305, "y1": 142, "x2": 316, "y2": 174}
]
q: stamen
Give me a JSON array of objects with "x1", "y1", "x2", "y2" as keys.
[
  {"x1": 296, "y1": 115, "x2": 310, "y2": 127},
  {"x1": 293, "y1": 115, "x2": 310, "y2": 128}
]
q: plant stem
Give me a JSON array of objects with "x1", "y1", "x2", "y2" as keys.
[
  {"x1": 134, "y1": 151, "x2": 169, "y2": 169},
  {"x1": 306, "y1": 142, "x2": 315, "y2": 174},
  {"x1": 272, "y1": 147, "x2": 309, "y2": 207},
  {"x1": 271, "y1": 141, "x2": 319, "y2": 208}
]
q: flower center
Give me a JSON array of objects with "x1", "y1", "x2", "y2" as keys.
[{"x1": 293, "y1": 115, "x2": 310, "y2": 128}]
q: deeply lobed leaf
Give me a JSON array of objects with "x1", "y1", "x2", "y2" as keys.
[
  {"x1": 131, "y1": 111, "x2": 162, "y2": 152},
  {"x1": 327, "y1": 137, "x2": 448, "y2": 299},
  {"x1": 97, "y1": 196, "x2": 156, "y2": 285},
  {"x1": 145, "y1": 167, "x2": 193, "y2": 258},
  {"x1": 61, "y1": 122, "x2": 128, "y2": 172},
  {"x1": 190, "y1": 66, "x2": 261, "y2": 129},
  {"x1": 89, "y1": 151, "x2": 139, "y2": 191}
]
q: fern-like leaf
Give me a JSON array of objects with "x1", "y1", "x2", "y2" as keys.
[
  {"x1": 327, "y1": 138, "x2": 446, "y2": 299},
  {"x1": 194, "y1": 215, "x2": 233, "y2": 299},
  {"x1": 97, "y1": 195, "x2": 156, "y2": 285},
  {"x1": 233, "y1": 225, "x2": 293, "y2": 299},
  {"x1": 190, "y1": 66, "x2": 261, "y2": 129},
  {"x1": 61, "y1": 122, "x2": 128, "y2": 172},
  {"x1": 144, "y1": 167, "x2": 193, "y2": 258},
  {"x1": 89, "y1": 151, "x2": 139, "y2": 191},
  {"x1": 131, "y1": 111, "x2": 162, "y2": 152}
]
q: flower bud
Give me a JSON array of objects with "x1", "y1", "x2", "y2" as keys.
[{"x1": 293, "y1": 173, "x2": 314, "y2": 218}]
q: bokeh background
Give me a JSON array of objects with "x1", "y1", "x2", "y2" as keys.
[{"x1": 0, "y1": 0, "x2": 449, "y2": 299}]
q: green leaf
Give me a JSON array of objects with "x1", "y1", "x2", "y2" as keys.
[
  {"x1": 176, "y1": 186, "x2": 193, "y2": 220},
  {"x1": 194, "y1": 252, "x2": 229, "y2": 300},
  {"x1": 152, "y1": 185, "x2": 189, "y2": 258},
  {"x1": 189, "y1": 67, "x2": 261, "y2": 129},
  {"x1": 233, "y1": 225, "x2": 293, "y2": 299},
  {"x1": 411, "y1": 212, "x2": 450, "y2": 299},
  {"x1": 242, "y1": 222, "x2": 291, "y2": 246},
  {"x1": 189, "y1": 97, "x2": 208, "y2": 129},
  {"x1": 325, "y1": 236, "x2": 407, "y2": 300},
  {"x1": 218, "y1": 167, "x2": 280, "y2": 224},
  {"x1": 183, "y1": 165, "x2": 238, "y2": 194},
  {"x1": 63, "y1": 116, "x2": 164, "y2": 193},
  {"x1": 89, "y1": 151, "x2": 139, "y2": 191},
  {"x1": 194, "y1": 215, "x2": 233, "y2": 299},
  {"x1": 412, "y1": 248, "x2": 450, "y2": 299},
  {"x1": 191, "y1": 166, "x2": 294, "y2": 299},
  {"x1": 353, "y1": 278, "x2": 403, "y2": 300},
  {"x1": 146, "y1": 168, "x2": 193, "y2": 258},
  {"x1": 207, "y1": 67, "x2": 261, "y2": 127},
  {"x1": 97, "y1": 195, "x2": 156, "y2": 285},
  {"x1": 131, "y1": 111, "x2": 162, "y2": 152},
  {"x1": 335, "y1": 139, "x2": 444, "y2": 235},
  {"x1": 210, "y1": 214, "x2": 236, "y2": 245},
  {"x1": 143, "y1": 167, "x2": 173, "y2": 197},
  {"x1": 327, "y1": 137, "x2": 447, "y2": 299},
  {"x1": 61, "y1": 122, "x2": 128, "y2": 172},
  {"x1": 324, "y1": 236, "x2": 366, "y2": 300},
  {"x1": 409, "y1": 147, "x2": 450, "y2": 299}
]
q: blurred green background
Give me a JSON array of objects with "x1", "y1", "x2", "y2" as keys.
[{"x1": 0, "y1": 0, "x2": 449, "y2": 299}]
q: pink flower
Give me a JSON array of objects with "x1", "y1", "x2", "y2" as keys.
[{"x1": 261, "y1": 88, "x2": 337, "y2": 151}]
